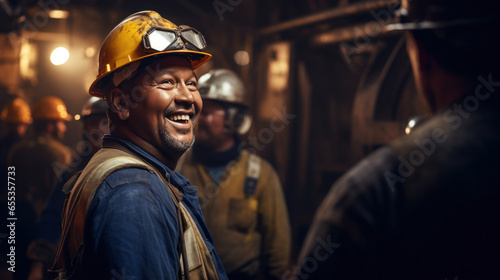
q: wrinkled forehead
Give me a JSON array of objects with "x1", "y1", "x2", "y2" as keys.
[{"x1": 140, "y1": 55, "x2": 195, "y2": 78}]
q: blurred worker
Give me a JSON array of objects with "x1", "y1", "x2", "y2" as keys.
[
  {"x1": 0, "y1": 97, "x2": 32, "y2": 201},
  {"x1": 4, "y1": 96, "x2": 71, "y2": 280},
  {"x1": 51, "y1": 11, "x2": 227, "y2": 280},
  {"x1": 27, "y1": 97, "x2": 108, "y2": 280},
  {"x1": 295, "y1": 0, "x2": 500, "y2": 279},
  {"x1": 177, "y1": 69, "x2": 291, "y2": 280},
  {"x1": 0, "y1": 98, "x2": 32, "y2": 280},
  {"x1": 8, "y1": 96, "x2": 72, "y2": 216},
  {"x1": 0, "y1": 97, "x2": 32, "y2": 167}
]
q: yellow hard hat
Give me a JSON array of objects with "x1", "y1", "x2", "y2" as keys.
[
  {"x1": 33, "y1": 96, "x2": 72, "y2": 121},
  {"x1": 89, "y1": 10, "x2": 212, "y2": 97},
  {"x1": 1, "y1": 97, "x2": 32, "y2": 124}
]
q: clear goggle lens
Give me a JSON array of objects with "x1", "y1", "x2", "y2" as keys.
[{"x1": 144, "y1": 27, "x2": 207, "y2": 52}]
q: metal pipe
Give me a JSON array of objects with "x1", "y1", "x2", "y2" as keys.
[
  {"x1": 0, "y1": 0, "x2": 13, "y2": 17},
  {"x1": 256, "y1": 0, "x2": 399, "y2": 36},
  {"x1": 25, "y1": 32, "x2": 67, "y2": 42},
  {"x1": 309, "y1": 22, "x2": 402, "y2": 46}
]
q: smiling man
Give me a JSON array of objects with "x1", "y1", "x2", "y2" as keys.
[{"x1": 51, "y1": 11, "x2": 227, "y2": 280}]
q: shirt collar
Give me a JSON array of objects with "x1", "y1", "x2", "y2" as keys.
[{"x1": 102, "y1": 135, "x2": 191, "y2": 188}]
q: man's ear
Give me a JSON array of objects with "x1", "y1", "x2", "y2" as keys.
[{"x1": 110, "y1": 88, "x2": 130, "y2": 120}]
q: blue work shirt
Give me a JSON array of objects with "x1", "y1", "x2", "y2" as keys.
[
  {"x1": 86, "y1": 135, "x2": 228, "y2": 279},
  {"x1": 34, "y1": 159, "x2": 87, "y2": 245}
]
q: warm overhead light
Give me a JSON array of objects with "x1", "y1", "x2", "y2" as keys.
[
  {"x1": 234, "y1": 51, "x2": 250, "y2": 66},
  {"x1": 85, "y1": 47, "x2": 96, "y2": 58},
  {"x1": 49, "y1": 10, "x2": 69, "y2": 19},
  {"x1": 50, "y1": 47, "x2": 69, "y2": 65},
  {"x1": 74, "y1": 114, "x2": 81, "y2": 121}
]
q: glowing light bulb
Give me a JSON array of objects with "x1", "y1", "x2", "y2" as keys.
[
  {"x1": 49, "y1": 10, "x2": 69, "y2": 19},
  {"x1": 50, "y1": 47, "x2": 69, "y2": 65}
]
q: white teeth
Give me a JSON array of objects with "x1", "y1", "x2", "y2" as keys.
[{"x1": 170, "y1": 114, "x2": 190, "y2": 121}]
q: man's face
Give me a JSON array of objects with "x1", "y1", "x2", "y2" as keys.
[
  {"x1": 126, "y1": 56, "x2": 202, "y2": 156},
  {"x1": 83, "y1": 115, "x2": 108, "y2": 154},
  {"x1": 195, "y1": 99, "x2": 228, "y2": 149},
  {"x1": 53, "y1": 120, "x2": 67, "y2": 141},
  {"x1": 8, "y1": 123, "x2": 28, "y2": 137}
]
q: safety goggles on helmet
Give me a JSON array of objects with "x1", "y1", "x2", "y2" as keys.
[{"x1": 143, "y1": 26, "x2": 207, "y2": 52}]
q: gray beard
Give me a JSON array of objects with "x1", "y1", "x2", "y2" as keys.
[{"x1": 159, "y1": 126, "x2": 195, "y2": 155}]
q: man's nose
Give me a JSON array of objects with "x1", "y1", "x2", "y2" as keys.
[{"x1": 175, "y1": 84, "x2": 195, "y2": 105}]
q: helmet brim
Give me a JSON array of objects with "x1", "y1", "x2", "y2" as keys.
[
  {"x1": 34, "y1": 114, "x2": 73, "y2": 122},
  {"x1": 64, "y1": 114, "x2": 73, "y2": 121},
  {"x1": 201, "y1": 97, "x2": 250, "y2": 109},
  {"x1": 89, "y1": 49, "x2": 211, "y2": 97}
]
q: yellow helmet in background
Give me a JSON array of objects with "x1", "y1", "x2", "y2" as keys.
[
  {"x1": 89, "y1": 10, "x2": 212, "y2": 97},
  {"x1": 1, "y1": 97, "x2": 32, "y2": 124},
  {"x1": 33, "y1": 96, "x2": 72, "y2": 121}
]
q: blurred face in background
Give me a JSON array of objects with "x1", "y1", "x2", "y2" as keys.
[
  {"x1": 52, "y1": 120, "x2": 67, "y2": 141},
  {"x1": 195, "y1": 99, "x2": 233, "y2": 151},
  {"x1": 83, "y1": 115, "x2": 109, "y2": 155},
  {"x1": 4, "y1": 122, "x2": 29, "y2": 138},
  {"x1": 16, "y1": 123, "x2": 28, "y2": 137}
]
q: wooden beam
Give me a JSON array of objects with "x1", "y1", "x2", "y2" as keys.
[{"x1": 257, "y1": 0, "x2": 399, "y2": 36}]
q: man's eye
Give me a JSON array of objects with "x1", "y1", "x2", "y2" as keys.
[{"x1": 161, "y1": 79, "x2": 174, "y2": 85}]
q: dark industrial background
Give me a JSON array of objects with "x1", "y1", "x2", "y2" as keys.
[{"x1": 0, "y1": 0, "x2": 430, "y2": 260}]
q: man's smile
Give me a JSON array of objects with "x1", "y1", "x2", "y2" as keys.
[{"x1": 164, "y1": 110, "x2": 195, "y2": 129}]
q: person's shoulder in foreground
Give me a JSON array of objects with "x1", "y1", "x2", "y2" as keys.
[
  {"x1": 295, "y1": 95, "x2": 500, "y2": 279},
  {"x1": 293, "y1": 0, "x2": 500, "y2": 279}
]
